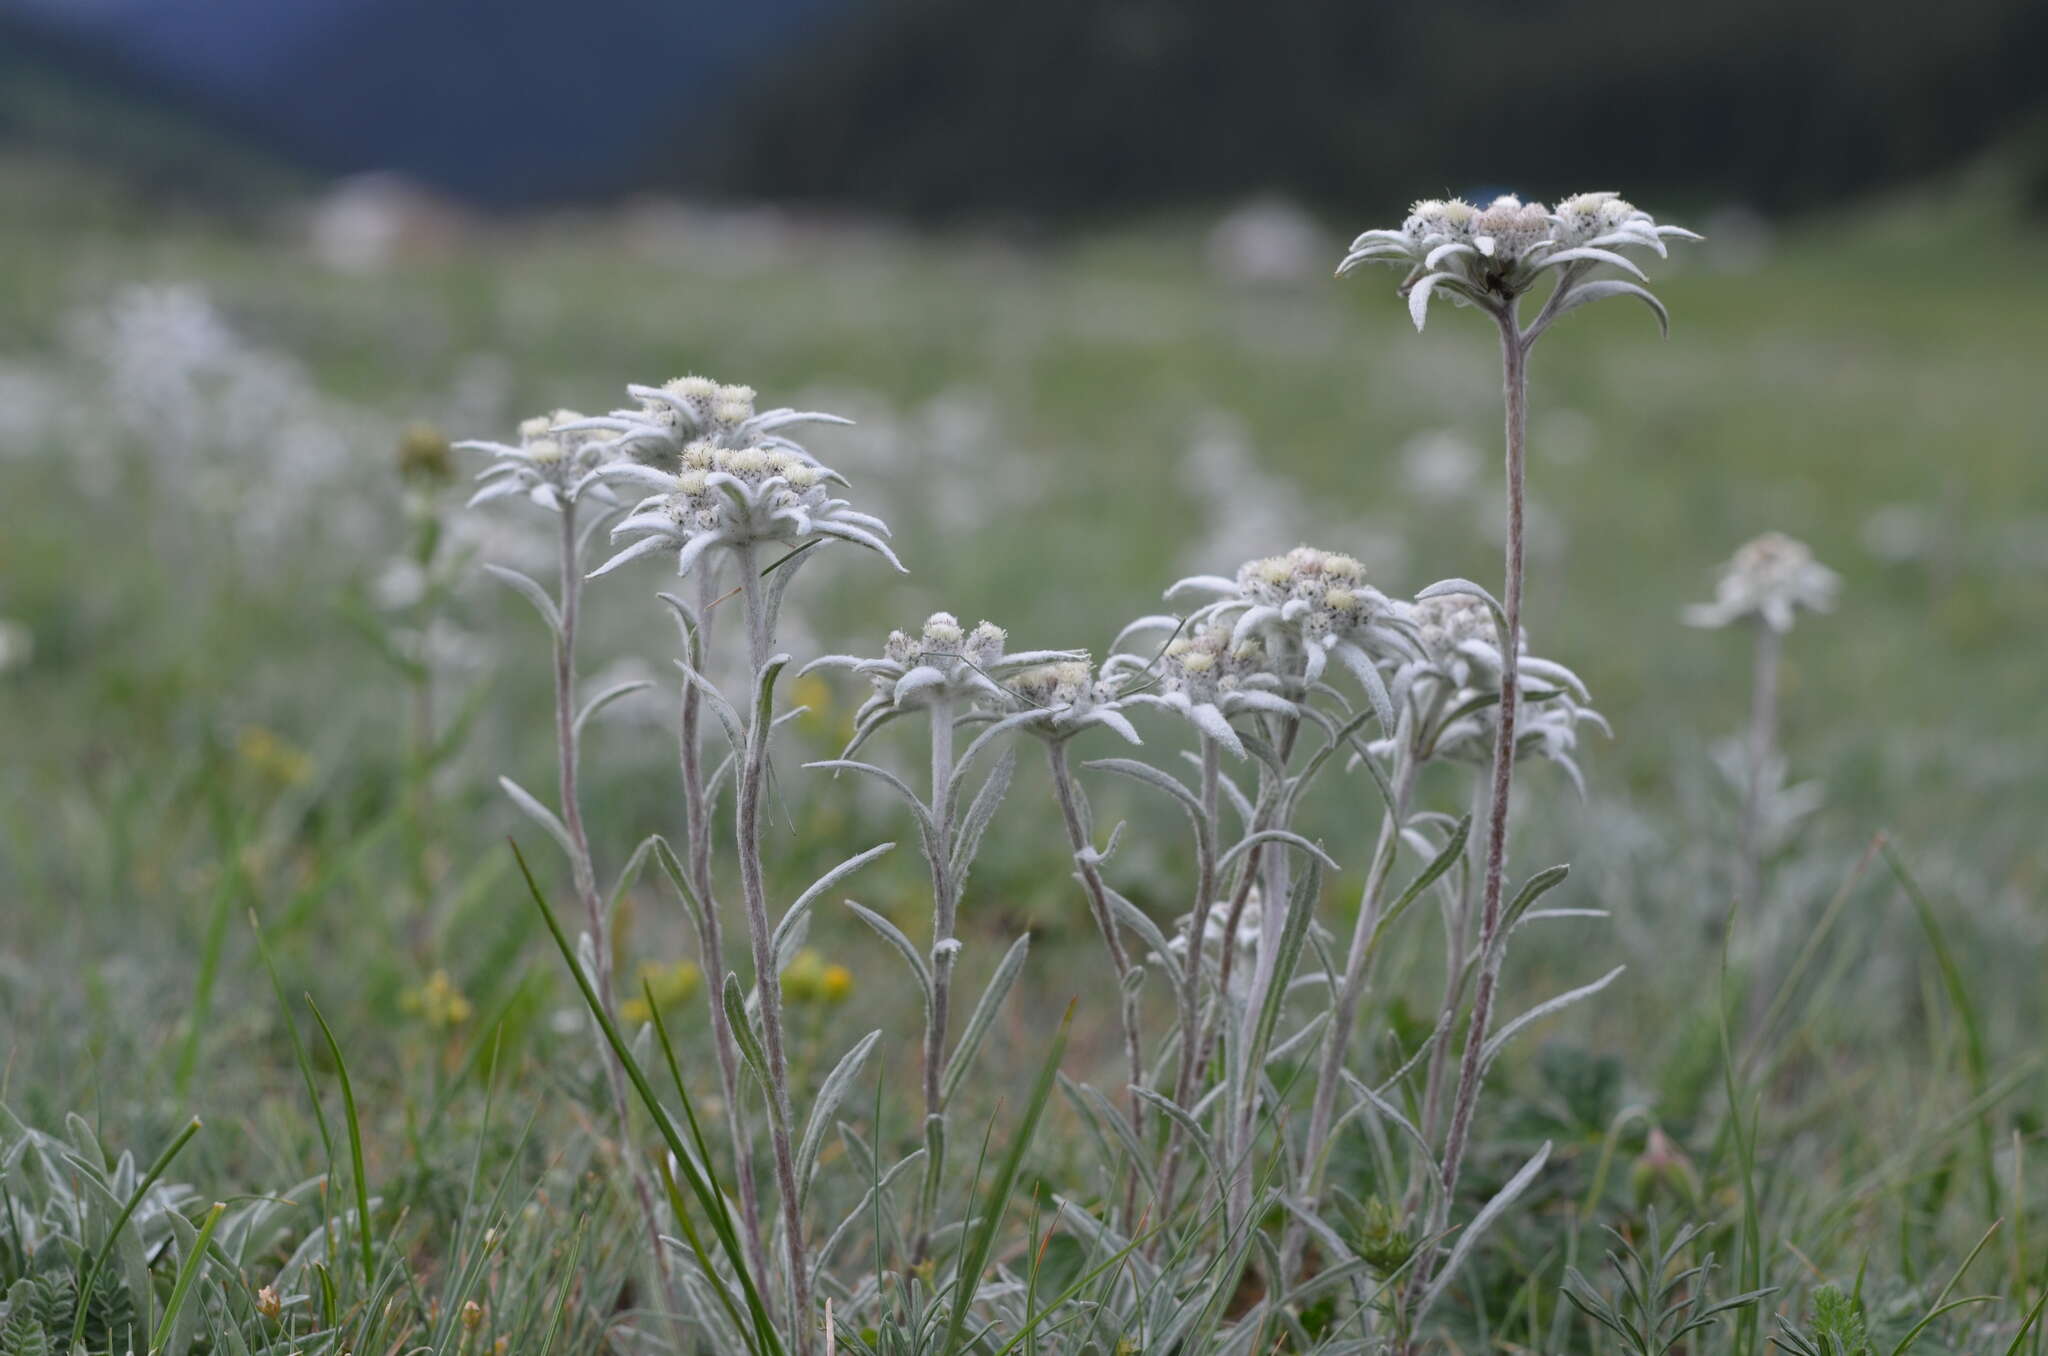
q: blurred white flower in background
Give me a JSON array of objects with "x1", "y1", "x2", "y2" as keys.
[
  {"x1": 1206, "y1": 196, "x2": 1329, "y2": 287},
  {"x1": 0, "y1": 619, "x2": 32, "y2": 674},
  {"x1": 1685, "y1": 531, "x2": 1839, "y2": 632},
  {"x1": 1399, "y1": 429, "x2": 1481, "y2": 501}
]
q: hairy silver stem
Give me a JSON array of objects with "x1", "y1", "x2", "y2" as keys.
[
  {"x1": 732, "y1": 541, "x2": 814, "y2": 1355},
  {"x1": 1046, "y1": 739, "x2": 1147, "y2": 1224},
  {"x1": 913, "y1": 695, "x2": 957, "y2": 1262},
  {"x1": 677, "y1": 563, "x2": 769, "y2": 1283},
  {"x1": 1151, "y1": 735, "x2": 1220, "y2": 1236},
  {"x1": 1739, "y1": 622, "x2": 1781, "y2": 908},
  {"x1": 552, "y1": 501, "x2": 673, "y2": 1291},
  {"x1": 1405, "y1": 303, "x2": 1529, "y2": 1326}
]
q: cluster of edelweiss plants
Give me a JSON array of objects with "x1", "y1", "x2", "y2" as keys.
[{"x1": 459, "y1": 192, "x2": 1709, "y2": 1354}]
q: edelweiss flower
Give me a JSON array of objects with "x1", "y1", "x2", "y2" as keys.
[
  {"x1": 1337, "y1": 191, "x2": 1698, "y2": 332},
  {"x1": 1684, "y1": 532, "x2": 1839, "y2": 633},
  {"x1": 1164, "y1": 546, "x2": 1416, "y2": 722},
  {"x1": 589, "y1": 441, "x2": 901, "y2": 578},
  {"x1": 563, "y1": 374, "x2": 850, "y2": 469},
  {"x1": 1389, "y1": 594, "x2": 1607, "y2": 791},
  {"x1": 804, "y1": 613, "x2": 1086, "y2": 753},
  {"x1": 1104, "y1": 617, "x2": 1298, "y2": 760},
  {"x1": 994, "y1": 656, "x2": 1142, "y2": 745},
  {"x1": 457, "y1": 410, "x2": 618, "y2": 512}
]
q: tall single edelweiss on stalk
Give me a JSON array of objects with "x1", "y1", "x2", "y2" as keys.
[
  {"x1": 455, "y1": 408, "x2": 669, "y2": 1294},
  {"x1": 1340, "y1": 191, "x2": 1694, "y2": 1339},
  {"x1": 586, "y1": 378, "x2": 904, "y2": 1356},
  {"x1": 1686, "y1": 532, "x2": 1839, "y2": 908},
  {"x1": 802, "y1": 615, "x2": 1080, "y2": 1255}
]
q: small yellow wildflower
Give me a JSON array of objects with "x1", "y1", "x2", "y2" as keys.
[
  {"x1": 237, "y1": 726, "x2": 313, "y2": 787},
  {"x1": 401, "y1": 969, "x2": 474, "y2": 1028},
  {"x1": 818, "y1": 964, "x2": 853, "y2": 1004},
  {"x1": 620, "y1": 958, "x2": 702, "y2": 1024}
]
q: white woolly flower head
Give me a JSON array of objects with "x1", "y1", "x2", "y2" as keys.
[
  {"x1": 1338, "y1": 189, "x2": 1699, "y2": 335},
  {"x1": 457, "y1": 407, "x2": 619, "y2": 513},
  {"x1": 1156, "y1": 545, "x2": 1416, "y2": 730},
  {"x1": 589, "y1": 440, "x2": 901, "y2": 580},
  {"x1": 979, "y1": 654, "x2": 1145, "y2": 746},
  {"x1": 560, "y1": 373, "x2": 848, "y2": 471},
  {"x1": 804, "y1": 613, "x2": 1090, "y2": 754},
  {"x1": 1103, "y1": 615, "x2": 1299, "y2": 761},
  {"x1": 1388, "y1": 592, "x2": 1606, "y2": 791},
  {"x1": 1160, "y1": 885, "x2": 1331, "y2": 999},
  {"x1": 1684, "y1": 532, "x2": 1839, "y2": 633}
]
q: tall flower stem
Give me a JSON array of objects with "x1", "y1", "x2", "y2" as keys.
[
  {"x1": 553, "y1": 500, "x2": 670, "y2": 1286},
  {"x1": 731, "y1": 542, "x2": 814, "y2": 1355},
  {"x1": 1045, "y1": 739, "x2": 1146, "y2": 1223},
  {"x1": 912, "y1": 695, "x2": 957, "y2": 1262},
  {"x1": 1151, "y1": 735, "x2": 1220, "y2": 1236},
  {"x1": 675, "y1": 567, "x2": 769, "y2": 1283},
  {"x1": 1739, "y1": 621, "x2": 1781, "y2": 908},
  {"x1": 1299, "y1": 735, "x2": 1419, "y2": 1209},
  {"x1": 1406, "y1": 303, "x2": 1529, "y2": 1320}
]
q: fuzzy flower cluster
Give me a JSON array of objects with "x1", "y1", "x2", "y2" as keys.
[
  {"x1": 1337, "y1": 191, "x2": 1698, "y2": 329},
  {"x1": 567, "y1": 374, "x2": 849, "y2": 468},
  {"x1": 458, "y1": 409, "x2": 619, "y2": 512},
  {"x1": 805, "y1": 613, "x2": 1087, "y2": 751},
  {"x1": 1190, "y1": 546, "x2": 1413, "y2": 689},
  {"x1": 1684, "y1": 532, "x2": 1839, "y2": 633},
  {"x1": 1394, "y1": 593, "x2": 1607, "y2": 791},
  {"x1": 999, "y1": 657, "x2": 1142, "y2": 745},
  {"x1": 1104, "y1": 617, "x2": 1297, "y2": 759},
  {"x1": 592, "y1": 438, "x2": 900, "y2": 579},
  {"x1": 1160, "y1": 886, "x2": 1330, "y2": 997}
]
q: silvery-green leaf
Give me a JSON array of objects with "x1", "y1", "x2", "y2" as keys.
[
  {"x1": 1479, "y1": 966, "x2": 1625, "y2": 1073},
  {"x1": 1133, "y1": 1087, "x2": 1219, "y2": 1187},
  {"x1": 1538, "y1": 246, "x2": 1648, "y2": 280},
  {"x1": 573, "y1": 679, "x2": 653, "y2": 738},
  {"x1": 772, "y1": 842, "x2": 896, "y2": 974},
  {"x1": 1406, "y1": 271, "x2": 1462, "y2": 332},
  {"x1": 1414, "y1": 1142, "x2": 1553, "y2": 1323},
  {"x1": 941, "y1": 932, "x2": 1030, "y2": 1106},
  {"x1": 844, "y1": 900, "x2": 933, "y2": 1006},
  {"x1": 587, "y1": 533, "x2": 674, "y2": 579},
  {"x1": 483, "y1": 564, "x2": 562, "y2": 636},
  {"x1": 1216, "y1": 829, "x2": 1339, "y2": 876},
  {"x1": 1540, "y1": 279, "x2": 1670, "y2": 340},
  {"x1": 804, "y1": 759, "x2": 934, "y2": 836},
  {"x1": 497, "y1": 776, "x2": 573, "y2": 857},
  {"x1": 721, "y1": 973, "x2": 773, "y2": 1106},
  {"x1": 948, "y1": 747, "x2": 1015, "y2": 887},
  {"x1": 1416, "y1": 577, "x2": 1508, "y2": 638},
  {"x1": 797, "y1": 1029, "x2": 882, "y2": 1212}
]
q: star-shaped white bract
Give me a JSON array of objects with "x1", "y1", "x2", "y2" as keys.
[
  {"x1": 1104, "y1": 616, "x2": 1300, "y2": 761},
  {"x1": 588, "y1": 441, "x2": 901, "y2": 580},
  {"x1": 1387, "y1": 593, "x2": 1607, "y2": 792},
  {"x1": 1337, "y1": 191, "x2": 1699, "y2": 332},
  {"x1": 994, "y1": 657, "x2": 1143, "y2": 746},
  {"x1": 1164, "y1": 546, "x2": 1416, "y2": 726},
  {"x1": 562, "y1": 374, "x2": 851, "y2": 469},
  {"x1": 457, "y1": 409, "x2": 620, "y2": 513},
  {"x1": 804, "y1": 614, "x2": 1089, "y2": 754},
  {"x1": 1684, "y1": 532, "x2": 1839, "y2": 633}
]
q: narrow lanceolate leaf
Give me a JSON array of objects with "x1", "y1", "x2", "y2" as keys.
[
  {"x1": 1370, "y1": 814, "x2": 1471, "y2": 953},
  {"x1": 573, "y1": 679, "x2": 653, "y2": 738},
  {"x1": 1479, "y1": 966, "x2": 1626, "y2": 1072},
  {"x1": 497, "y1": 776, "x2": 574, "y2": 858},
  {"x1": 1425, "y1": 1147, "x2": 1548, "y2": 1327},
  {"x1": 1547, "y1": 279, "x2": 1670, "y2": 338},
  {"x1": 1498, "y1": 863, "x2": 1572, "y2": 939},
  {"x1": 1415, "y1": 1141, "x2": 1552, "y2": 1323},
  {"x1": 771, "y1": 841, "x2": 896, "y2": 974},
  {"x1": 941, "y1": 932, "x2": 1032, "y2": 1106},
  {"x1": 483, "y1": 563, "x2": 564, "y2": 635},
  {"x1": 949, "y1": 746, "x2": 1016, "y2": 888},
  {"x1": 1247, "y1": 859, "x2": 1322, "y2": 1077},
  {"x1": 722, "y1": 973, "x2": 773, "y2": 1106},
  {"x1": 1406, "y1": 271, "x2": 1464, "y2": 331},
  {"x1": 797, "y1": 1029, "x2": 882, "y2": 1212},
  {"x1": 844, "y1": 899, "x2": 934, "y2": 1005}
]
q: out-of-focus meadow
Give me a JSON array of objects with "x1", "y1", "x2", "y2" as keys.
[{"x1": 2, "y1": 139, "x2": 2046, "y2": 1347}]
